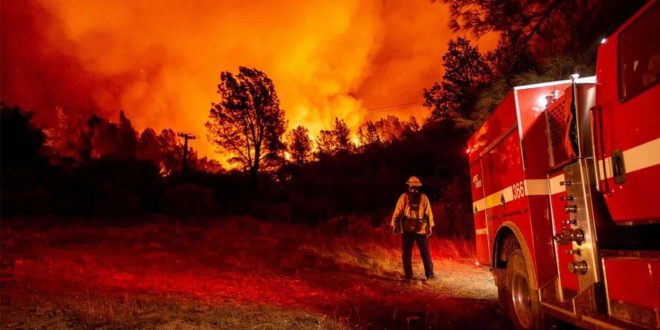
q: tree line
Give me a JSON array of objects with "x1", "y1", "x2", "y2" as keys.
[
  {"x1": 1, "y1": 99, "x2": 472, "y2": 237},
  {"x1": 204, "y1": 67, "x2": 421, "y2": 180}
]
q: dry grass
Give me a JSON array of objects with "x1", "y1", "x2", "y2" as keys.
[
  {"x1": 307, "y1": 216, "x2": 477, "y2": 277},
  {"x1": 2, "y1": 292, "x2": 344, "y2": 329},
  {"x1": 1, "y1": 216, "x2": 510, "y2": 329}
]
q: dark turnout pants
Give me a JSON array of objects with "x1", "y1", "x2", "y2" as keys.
[{"x1": 401, "y1": 231, "x2": 434, "y2": 279}]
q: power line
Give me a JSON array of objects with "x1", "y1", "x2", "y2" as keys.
[
  {"x1": 362, "y1": 100, "x2": 424, "y2": 112},
  {"x1": 177, "y1": 132, "x2": 197, "y2": 176}
]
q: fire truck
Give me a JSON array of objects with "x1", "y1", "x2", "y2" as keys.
[{"x1": 467, "y1": 1, "x2": 660, "y2": 328}]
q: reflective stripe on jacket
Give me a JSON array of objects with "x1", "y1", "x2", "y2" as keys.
[{"x1": 390, "y1": 192, "x2": 434, "y2": 234}]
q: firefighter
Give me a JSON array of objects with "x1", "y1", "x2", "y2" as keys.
[{"x1": 391, "y1": 176, "x2": 435, "y2": 282}]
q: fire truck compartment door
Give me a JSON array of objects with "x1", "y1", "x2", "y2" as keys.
[{"x1": 601, "y1": 252, "x2": 660, "y2": 328}]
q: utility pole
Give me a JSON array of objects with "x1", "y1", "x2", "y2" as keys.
[{"x1": 177, "y1": 132, "x2": 197, "y2": 176}]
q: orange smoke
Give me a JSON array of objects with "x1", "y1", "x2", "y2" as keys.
[{"x1": 1, "y1": 0, "x2": 497, "y2": 160}]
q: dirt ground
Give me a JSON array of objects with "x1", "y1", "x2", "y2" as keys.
[{"x1": 0, "y1": 217, "x2": 513, "y2": 329}]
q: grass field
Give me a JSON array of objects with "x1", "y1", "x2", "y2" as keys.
[{"x1": 1, "y1": 216, "x2": 512, "y2": 329}]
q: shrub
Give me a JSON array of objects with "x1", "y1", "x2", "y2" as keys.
[{"x1": 162, "y1": 183, "x2": 216, "y2": 217}]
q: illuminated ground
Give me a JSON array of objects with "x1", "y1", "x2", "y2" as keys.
[{"x1": 1, "y1": 217, "x2": 513, "y2": 329}]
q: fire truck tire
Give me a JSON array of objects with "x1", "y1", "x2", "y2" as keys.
[{"x1": 504, "y1": 250, "x2": 545, "y2": 329}]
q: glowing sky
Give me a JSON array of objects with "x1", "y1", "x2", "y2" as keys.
[{"x1": 1, "y1": 0, "x2": 497, "y2": 158}]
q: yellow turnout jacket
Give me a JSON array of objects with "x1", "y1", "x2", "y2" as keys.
[{"x1": 391, "y1": 192, "x2": 434, "y2": 234}]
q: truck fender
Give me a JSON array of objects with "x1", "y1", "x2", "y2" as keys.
[{"x1": 493, "y1": 221, "x2": 538, "y2": 290}]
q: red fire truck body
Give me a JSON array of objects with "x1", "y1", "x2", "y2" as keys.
[{"x1": 467, "y1": 1, "x2": 660, "y2": 328}]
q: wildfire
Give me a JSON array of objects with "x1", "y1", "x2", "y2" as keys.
[{"x1": 1, "y1": 0, "x2": 497, "y2": 160}]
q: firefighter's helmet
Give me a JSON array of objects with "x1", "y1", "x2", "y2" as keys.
[{"x1": 406, "y1": 176, "x2": 422, "y2": 187}]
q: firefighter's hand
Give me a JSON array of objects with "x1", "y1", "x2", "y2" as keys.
[
  {"x1": 391, "y1": 225, "x2": 399, "y2": 235},
  {"x1": 426, "y1": 228, "x2": 432, "y2": 237}
]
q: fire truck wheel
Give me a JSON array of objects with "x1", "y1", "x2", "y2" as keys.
[{"x1": 505, "y1": 250, "x2": 544, "y2": 329}]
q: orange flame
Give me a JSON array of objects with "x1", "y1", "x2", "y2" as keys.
[{"x1": 1, "y1": 0, "x2": 497, "y2": 160}]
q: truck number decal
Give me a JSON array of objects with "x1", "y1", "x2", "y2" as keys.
[{"x1": 512, "y1": 181, "x2": 526, "y2": 200}]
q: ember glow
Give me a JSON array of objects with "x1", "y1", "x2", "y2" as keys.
[{"x1": 1, "y1": 0, "x2": 496, "y2": 158}]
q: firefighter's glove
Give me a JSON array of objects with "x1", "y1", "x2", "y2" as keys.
[
  {"x1": 392, "y1": 225, "x2": 399, "y2": 235},
  {"x1": 426, "y1": 228, "x2": 432, "y2": 237}
]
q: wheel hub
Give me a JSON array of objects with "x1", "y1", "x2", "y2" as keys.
[{"x1": 511, "y1": 271, "x2": 534, "y2": 328}]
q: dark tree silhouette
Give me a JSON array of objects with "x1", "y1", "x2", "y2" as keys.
[
  {"x1": 314, "y1": 117, "x2": 355, "y2": 159},
  {"x1": 371, "y1": 116, "x2": 417, "y2": 143},
  {"x1": 0, "y1": 103, "x2": 46, "y2": 168},
  {"x1": 357, "y1": 121, "x2": 381, "y2": 148},
  {"x1": 117, "y1": 111, "x2": 138, "y2": 158},
  {"x1": 158, "y1": 128, "x2": 185, "y2": 175},
  {"x1": 194, "y1": 157, "x2": 224, "y2": 174},
  {"x1": 441, "y1": 0, "x2": 647, "y2": 76},
  {"x1": 206, "y1": 67, "x2": 286, "y2": 179},
  {"x1": 424, "y1": 37, "x2": 491, "y2": 120},
  {"x1": 333, "y1": 117, "x2": 354, "y2": 154},
  {"x1": 315, "y1": 129, "x2": 335, "y2": 159},
  {"x1": 442, "y1": 0, "x2": 564, "y2": 72},
  {"x1": 287, "y1": 125, "x2": 312, "y2": 165},
  {"x1": 44, "y1": 106, "x2": 89, "y2": 163},
  {"x1": 137, "y1": 128, "x2": 162, "y2": 163},
  {"x1": 80, "y1": 111, "x2": 138, "y2": 160},
  {"x1": 407, "y1": 116, "x2": 420, "y2": 132}
]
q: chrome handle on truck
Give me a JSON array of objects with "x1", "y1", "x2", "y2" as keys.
[
  {"x1": 553, "y1": 234, "x2": 567, "y2": 245},
  {"x1": 560, "y1": 195, "x2": 574, "y2": 202},
  {"x1": 554, "y1": 228, "x2": 585, "y2": 245},
  {"x1": 569, "y1": 261, "x2": 588, "y2": 275},
  {"x1": 570, "y1": 228, "x2": 585, "y2": 244},
  {"x1": 611, "y1": 149, "x2": 627, "y2": 184},
  {"x1": 566, "y1": 248, "x2": 582, "y2": 256}
]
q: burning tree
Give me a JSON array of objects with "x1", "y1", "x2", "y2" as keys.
[
  {"x1": 357, "y1": 121, "x2": 381, "y2": 149},
  {"x1": 367, "y1": 115, "x2": 419, "y2": 143},
  {"x1": 314, "y1": 117, "x2": 355, "y2": 159},
  {"x1": 287, "y1": 125, "x2": 312, "y2": 165},
  {"x1": 206, "y1": 67, "x2": 287, "y2": 178},
  {"x1": 332, "y1": 117, "x2": 354, "y2": 155}
]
